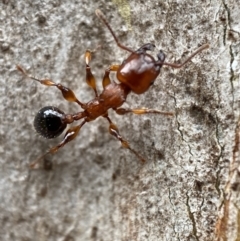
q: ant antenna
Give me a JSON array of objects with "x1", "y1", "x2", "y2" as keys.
[
  {"x1": 95, "y1": 9, "x2": 135, "y2": 53},
  {"x1": 159, "y1": 44, "x2": 209, "y2": 68}
]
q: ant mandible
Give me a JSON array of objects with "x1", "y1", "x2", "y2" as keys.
[{"x1": 17, "y1": 9, "x2": 209, "y2": 168}]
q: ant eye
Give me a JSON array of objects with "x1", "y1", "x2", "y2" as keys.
[{"x1": 34, "y1": 106, "x2": 67, "y2": 139}]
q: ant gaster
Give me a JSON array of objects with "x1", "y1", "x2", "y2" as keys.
[{"x1": 17, "y1": 9, "x2": 209, "y2": 168}]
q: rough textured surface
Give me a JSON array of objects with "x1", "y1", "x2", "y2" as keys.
[{"x1": 0, "y1": 1, "x2": 239, "y2": 241}]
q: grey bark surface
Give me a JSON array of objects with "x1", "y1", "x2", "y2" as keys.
[{"x1": 0, "y1": 1, "x2": 239, "y2": 241}]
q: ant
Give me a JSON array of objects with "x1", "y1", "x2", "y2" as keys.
[{"x1": 17, "y1": 9, "x2": 209, "y2": 168}]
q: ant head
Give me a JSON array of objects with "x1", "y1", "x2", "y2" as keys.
[
  {"x1": 117, "y1": 51, "x2": 162, "y2": 94},
  {"x1": 34, "y1": 106, "x2": 67, "y2": 139}
]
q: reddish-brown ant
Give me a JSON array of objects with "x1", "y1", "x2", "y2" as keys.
[{"x1": 17, "y1": 9, "x2": 209, "y2": 168}]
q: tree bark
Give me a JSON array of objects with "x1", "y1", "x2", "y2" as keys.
[{"x1": 0, "y1": 0, "x2": 239, "y2": 240}]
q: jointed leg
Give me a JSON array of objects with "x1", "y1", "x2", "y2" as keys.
[
  {"x1": 29, "y1": 120, "x2": 86, "y2": 168},
  {"x1": 85, "y1": 50, "x2": 98, "y2": 97},
  {"x1": 85, "y1": 50, "x2": 120, "y2": 92},
  {"x1": 115, "y1": 107, "x2": 174, "y2": 116},
  {"x1": 16, "y1": 65, "x2": 85, "y2": 108},
  {"x1": 102, "y1": 64, "x2": 120, "y2": 88},
  {"x1": 105, "y1": 116, "x2": 146, "y2": 163}
]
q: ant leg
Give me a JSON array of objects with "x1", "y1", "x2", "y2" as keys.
[
  {"x1": 156, "y1": 44, "x2": 209, "y2": 68},
  {"x1": 115, "y1": 108, "x2": 174, "y2": 116},
  {"x1": 102, "y1": 64, "x2": 120, "y2": 88},
  {"x1": 16, "y1": 65, "x2": 86, "y2": 109},
  {"x1": 105, "y1": 115, "x2": 146, "y2": 163},
  {"x1": 85, "y1": 50, "x2": 98, "y2": 97},
  {"x1": 95, "y1": 9, "x2": 134, "y2": 53},
  {"x1": 29, "y1": 120, "x2": 86, "y2": 168}
]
